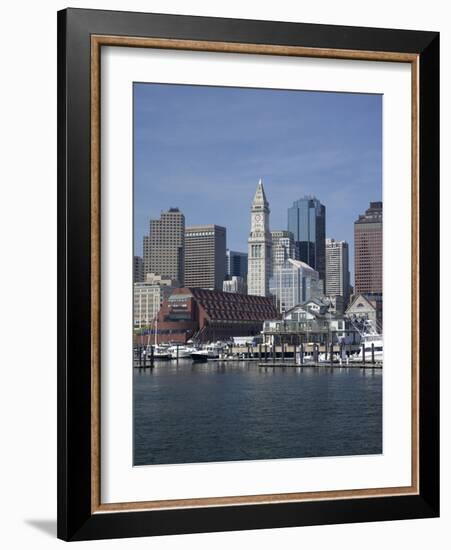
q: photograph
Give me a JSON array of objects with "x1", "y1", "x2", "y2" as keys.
[{"x1": 132, "y1": 82, "x2": 384, "y2": 466}]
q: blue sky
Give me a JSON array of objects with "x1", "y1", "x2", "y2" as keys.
[{"x1": 134, "y1": 83, "x2": 382, "y2": 284}]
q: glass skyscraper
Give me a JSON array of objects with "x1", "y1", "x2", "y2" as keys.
[
  {"x1": 287, "y1": 196, "x2": 326, "y2": 285},
  {"x1": 269, "y1": 259, "x2": 322, "y2": 313},
  {"x1": 226, "y1": 249, "x2": 248, "y2": 280}
]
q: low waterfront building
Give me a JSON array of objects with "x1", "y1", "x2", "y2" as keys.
[
  {"x1": 263, "y1": 303, "x2": 349, "y2": 345},
  {"x1": 153, "y1": 287, "x2": 279, "y2": 344},
  {"x1": 345, "y1": 293, "x2": 383, "y2": 334},
  {"x1": 269, "y1": 258, "x2": 323, "y2": 314},
  {"x1": 133, "y1": 273, "x2": 178, "y2": 328},
  {"x1": 302, "y1": 297, "x2": 330, "y2": 315},
  {"x1": 323, "y1": 295, "x2": 345, "y2": 315},
  {"x1": 285, "y1": 304, "x2": 348, "y2": 338},
  {"x1": 223, "y1": 276, "x2": 247, "y2": 294},
  {"x1": 299, "y1": 296, "x2": 344, "y2": 317}
]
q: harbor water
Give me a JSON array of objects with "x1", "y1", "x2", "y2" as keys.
[{"x1": 133, "y1": 360, "x2": 382, "y2": 466}]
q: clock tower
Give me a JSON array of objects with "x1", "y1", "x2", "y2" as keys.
[{"x1": 248, "y1": 179, "x2": 272, "y2": 297}]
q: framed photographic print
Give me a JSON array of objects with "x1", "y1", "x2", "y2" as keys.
[{"x1": 57, "y1": 8, "x2": 439, "y2": 541}]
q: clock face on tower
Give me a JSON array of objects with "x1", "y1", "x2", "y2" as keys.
[{"x1": 255, "y1": 214, "x2": 262, "y2": 222}]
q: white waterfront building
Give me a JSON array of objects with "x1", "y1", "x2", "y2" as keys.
[
  {"x1": 269, "y1": 258, "x2": 323, "y2": 313},
  {"x1": 247, "y1": 179, "x2": 272, "y2": 297},
  {"x1": 133, "y1": 273, "x2": 178, "y2": 328}
]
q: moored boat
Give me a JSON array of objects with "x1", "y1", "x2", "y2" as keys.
[
  {"x1": 190, "y1": 342, "x2": 226, "y2": 362},
  {"x1": 150, "y1": 344, "x2": 172, "y2": 361},
  {"x1": 351, "y1": 333, "x2": 383, "y2": 362},
  {"x1": 168, "y1": 345, "x2": 195, "y2": 359}
]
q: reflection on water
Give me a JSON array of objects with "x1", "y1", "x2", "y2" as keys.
[{"x1": 133, "y1": 360, "x2": 382, "y2": 466}]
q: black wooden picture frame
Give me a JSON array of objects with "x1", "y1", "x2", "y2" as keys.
[{"x1": 57, "y1": 7, "x2": 439, "y2": 541}]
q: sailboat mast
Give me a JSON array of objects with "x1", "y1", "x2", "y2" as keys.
[{"x1": 154, "y1": 290, "x2": 158, "y2": 347}]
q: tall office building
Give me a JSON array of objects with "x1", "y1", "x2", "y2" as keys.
[
  {"x1": 325, "y1": 238, "x2": 350, "y2": 304},
  {"x1": 287, "y1": 196, "x2": 326, "y2": 285},
  {"x1": 354, "y1": 202, "x2": 383, "y2": 294},
  {"x1": 248, "y1": 179, "x2": 272, "y2": 297},
  {"x1": 226, "y1": 249, "x2": 248, "y2": 280},
  {"x1": 143, "y1": 208, "x2": 185, "y2": 285},
  {"x1": 271, "y1": 230, "x2": 297, "y2": 273},
  {"x1": 269, "y1": 259, "x2": 322, "y2": 313},
  {"x1": 184, "y1": 225, "x2": 226, "y2": 290},
  {"x1": 133, "y1": 255, "x2": 144, "y2": 282}
]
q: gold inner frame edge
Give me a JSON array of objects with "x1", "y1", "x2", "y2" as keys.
[{"x1": 90, "y1": 35, "x2": 420, "y2": 514}]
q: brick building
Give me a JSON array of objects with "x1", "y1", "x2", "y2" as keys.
[
  {"x1": 141, "y1": 287, "x2": 279, "y2": 344},
  {"x1": 354, "y1": 202, "x2": 383, "y2": 294}
]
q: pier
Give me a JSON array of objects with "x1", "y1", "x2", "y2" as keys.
[
  {"x1": 133, "y1": 341, "x2": 382, "y2": 368},
  {"x1": 258, "y1": 362, "x2": 382, "y2": 369}
]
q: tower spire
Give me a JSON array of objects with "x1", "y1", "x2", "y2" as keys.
[{"x1": 252, "y1": 178, "x2": 269, "y2": 210}]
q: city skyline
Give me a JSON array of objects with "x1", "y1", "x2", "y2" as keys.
[{"x1": 134, "y1": 83, "x2": 382, "y2": 284}]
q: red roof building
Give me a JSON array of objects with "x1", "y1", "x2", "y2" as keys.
[{"x1": 150, "y1": 287, "x2": 280, "y2": 343}]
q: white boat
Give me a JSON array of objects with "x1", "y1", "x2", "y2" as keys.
[
  {"x1": 191, "y1": 342, "x2": 225, "y2": 362},
  {"x1": 352, "y1": 333, "x2": 383, "y2": 362},
  {"x1": 347, "y1": 318, "x2": 383, "y2": 363},
  {"x1": 317, "y1": 352, "x2": 340, "y2": 364},
  {"x1": 168, "y1": 345, "x2": 194, "y2": 359},
  {"x1": 146, "y1": 344, "x2": 171, "y2": 361}
]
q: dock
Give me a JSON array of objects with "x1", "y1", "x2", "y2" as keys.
[
  {"x1": 258, "y1": 362, "x2": 382, "y2": 369},
  {"x1": 133, "y1": 341, "x2": 383, "y2": 369}
]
